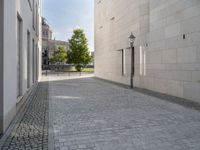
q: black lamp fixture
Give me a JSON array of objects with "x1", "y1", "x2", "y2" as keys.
[
  {"x1": 128, "y1": 33, "x2": 136, "y2": 88},
  {"x1": 129, "y1": 32, "x2": 136, "y2": 46}
]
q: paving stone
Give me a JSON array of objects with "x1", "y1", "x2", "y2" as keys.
[
  {"x1": 1, "y1": 74, "x2": 200, "y2": 150},
  {"x1": 0, "y1": 82, "x2": 49, "y2": 150},
  {"x1": 48, "y1": 75, "x2": 200, "y2": 150}
]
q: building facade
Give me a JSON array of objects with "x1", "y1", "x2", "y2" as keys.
[
  {"x1": 42, "y1": 17, "x2": 53, "y2": 40},
  {"x1": 42, "y1": 18, "x2": 68, "y2": 66},
  {"x1": 0, "y1": 0, "x2": 42, "y2": 134},
  {"x1": 95, "y1": 0, "x2": 200, "y2": 103}
]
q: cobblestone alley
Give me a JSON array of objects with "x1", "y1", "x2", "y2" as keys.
[{"x1": 1, "y1": 75, "x2": 200, "y2": 150}]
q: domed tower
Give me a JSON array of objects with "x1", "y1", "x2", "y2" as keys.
[{"x1": 42, "y1": 17, "x2": 52, "y2": 40}]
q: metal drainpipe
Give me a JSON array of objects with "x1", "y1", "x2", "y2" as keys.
[{"x1": 130, "y1": 44, "x2": 135, "y2": 88}]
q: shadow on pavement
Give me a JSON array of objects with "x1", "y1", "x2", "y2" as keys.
[{"x1": 45, "y1": 75, "x2": 200, "y2": 112}]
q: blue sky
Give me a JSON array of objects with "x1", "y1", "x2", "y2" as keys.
[{"x1": 42, "y1": 0, "x2": 94, "y2": 51}]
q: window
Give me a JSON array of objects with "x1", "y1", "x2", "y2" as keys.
[
  {"x1": 17, "y1": 14, "x2": 23, "y2": 98},
  {"x1": 28, "y1": 0, "x2": 32, "y2": 10},
  {"x1": 36, "y1": 3, "x2": 39, "y2": 36},
  {"x1": 122, "y1": 49, "x2": 126, "y2": 76},
  {"x1": 32, "y1": 0, "x2": 35, "y2": 29},
  {"x1": 27, "y1": 31, "x2": 31, "y2": 88},
  {"x1": 36, "y1": 44, "x2": 38, "y2": 81},
  {"x1": 32, "y1": 39, "x2": 35, "y2": 83}
]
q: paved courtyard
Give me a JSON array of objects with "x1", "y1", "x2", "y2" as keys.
[
  {"x1": 1, "y1": 74, "x2": 200, "y2": 150},
  {"x1": 48, "y1": 75, "x2": 200, "y2": 150}
]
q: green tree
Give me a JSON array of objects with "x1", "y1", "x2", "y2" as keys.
[
  {"x1": 50, "y1": 46, "x2": 67, "y2": 64},
  {"x1": 68, "y1": 29, "x2": 92, "y2": 71}
]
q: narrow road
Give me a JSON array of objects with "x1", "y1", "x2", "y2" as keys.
[{"x1": 1, "y1": 75, "x2": 200, "y2": 150}]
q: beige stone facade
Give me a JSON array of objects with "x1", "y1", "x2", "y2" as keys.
[
  {"x1": 95, "y1": 0, "x2": 200, "y2": 102},
  {"x1": 42, "y1": 17, "x2": 53, "y2": 40},
  {"x1": 42, "y1": 39, "x2": 69, "y2": 59}
]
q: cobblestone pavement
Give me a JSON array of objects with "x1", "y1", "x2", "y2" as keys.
[
  {"x1": 48, "y1": 76, "x2": 200, "y2": 150},
  {"x1": 1, "y1": 75, "x2": 200, "y2": 150},
  {"x1": 0, "y1": 82, "x2": 49, "y2": 150}
]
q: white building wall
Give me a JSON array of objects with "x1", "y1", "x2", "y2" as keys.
[
  {"x1": 95, "y1": 0, "x2": 200, "y2": 103},
  {"x1": 1, "y1": 0, "x2": 41, "y2": 133},
  {"x1": 38, "y1": 0, "x2": 42, "y2": 81},
  {"x1": 3, "y1": 0, "x2": 18, "y2": 131},
  {"x1": 0, "y1": 0, "x2": 4, "y2": 134}
]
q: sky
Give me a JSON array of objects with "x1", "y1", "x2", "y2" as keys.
[{"x1": 42, "y1": 0, "x2": 94, "y2": 51}]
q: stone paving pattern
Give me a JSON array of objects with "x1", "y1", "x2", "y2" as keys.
[
  {"x1": 1, "y1": 75, "x2": 200, "y2": 150},
  {"x1": 0, "y1": 82, "x2": 49, "y2": 150},
  {"x1": 49, "y1": 76, "x2": 200, "y2": 150}
]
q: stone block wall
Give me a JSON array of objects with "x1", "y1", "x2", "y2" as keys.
[{"x1": 95, "y1": 0, "x2": 200, "y2": 102}]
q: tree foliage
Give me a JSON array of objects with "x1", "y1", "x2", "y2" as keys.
[
  {"x1": 67, "y1": 29, "x2": 92, "y2": 71},
  {"x1": 50, "y1": 46, "x2": 67, "y2": 64}
]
